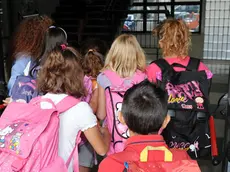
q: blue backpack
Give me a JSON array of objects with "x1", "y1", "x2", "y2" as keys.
[{"x1": 11, "y1": 62, "x2": 40, "y2": 103}]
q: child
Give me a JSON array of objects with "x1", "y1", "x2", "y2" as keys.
[
  {"x1": 146, "y1": 18, "x2": 213, "y2": 158},
  {"x1": 37, "y1": 45, "x2": 110, "y2": 172},
  {"x1": 99, "y1": 80, "x2": 200, "y2": 172},
  {"x1": 79, "y1": 39, "x2": 108, "y2": 172},
  {"x1": 97, "y1": 34, "x2": 146, "y2": 155},
  {"x1": 81, "y1": 38, "x2": 108, "y2": 113},
  {"x1": 146, "y1": 18, "x2": 213, "y2": 82},
  {"x1": 5, "y1": 26, "x2": 68, "y2": 104},
  {"x1": 7, "y1": 15, "x2": 53, "y2": 95}
]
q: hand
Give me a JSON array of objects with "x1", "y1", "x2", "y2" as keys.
[{"x1": 3, "y1": 97, "x2": 12, "y2": 106}]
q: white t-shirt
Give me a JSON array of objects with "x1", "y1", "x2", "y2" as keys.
[{"x1": 42, "y1": 93, "x2": 97, "y2": 172}]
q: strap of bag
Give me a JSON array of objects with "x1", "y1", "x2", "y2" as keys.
[
  {"x1": 152, "y1": 59, "x2": 173, "y2": 74},
  {"x1": 187, "y1": 57, "x2": 200, "y2": 71},
  {"x1": 56, "y1": 96, "x2": 80, "y2": 113},
  {"x1": 66, "y1": 131, "x2": 82, "y2": 171}
]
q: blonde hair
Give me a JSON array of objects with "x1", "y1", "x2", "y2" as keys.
[
  {"x1": 103, "y1": 34, "x2": 146, "y2": 78},
  {"x1": 153, "y1": 18, "x2": 191, "y2": 59}
]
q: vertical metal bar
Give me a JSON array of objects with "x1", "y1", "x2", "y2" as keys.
[{"x1": 226, "y1": 0, "x2": 230, "y2": 61}]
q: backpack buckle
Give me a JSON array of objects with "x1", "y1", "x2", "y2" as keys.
[{"x1": 197, "y1": 112, "x2": 206, "y2": 120}]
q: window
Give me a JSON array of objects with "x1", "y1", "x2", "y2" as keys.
[
  {"x1": 174, "y1": 5, "x2": 200, "y2": 32},
  {"x1": 122, "y1": 0, "x2": 202, "y2": 33}
]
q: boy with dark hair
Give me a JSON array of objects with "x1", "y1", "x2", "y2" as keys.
[{"x1": 99, "y1": 80, "x2": 200, "y2": 172}]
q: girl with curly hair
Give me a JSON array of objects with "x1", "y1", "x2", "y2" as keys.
[
  {"x1": 146, "y1": 18, "x2": 212, "y2": 83},
  {"x1": 7, "y1": 15, "x2": 53, "y2": 95},
  {"x1": 81, "y1": 38, "x2": 108, "y2": 113}
]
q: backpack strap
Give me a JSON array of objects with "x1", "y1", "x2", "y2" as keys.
[
  {"x1": 152, "y1": 59, "x2": 173, "y2": 74},
  {"x1": 187, "y1": 57, "x2": 200, "y2": 71},
  {"x1": 66, "y1": 131, "x2": 82, "y2": 171},
  {"x1": 56, "y1": 96, "x2": 80, "y2": 113}
]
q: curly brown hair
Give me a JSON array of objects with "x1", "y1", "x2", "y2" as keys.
[
  {"x1": 153, "y1": 18, "x2": 191, "y2": 59},
  {"x1": 82, "y1": 50, "x2": 104, "y2": 78},
  {"x1": 80, "y1": 38, "x2": 107, "y2": 78},
  {"x1": 37, "y1": 46, "x2": 86, "y2": 98},
  {"x1": 10, "y1": 15, "x2": 53, "y2": 60}
]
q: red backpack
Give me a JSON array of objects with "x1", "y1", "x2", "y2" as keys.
[{"x1": 112, "y1": 146, "x2": 201, "y2": 172}]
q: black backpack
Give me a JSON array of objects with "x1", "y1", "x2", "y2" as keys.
[{"x1": 152, "y1": 57, "x2": 212, "y2": 159}]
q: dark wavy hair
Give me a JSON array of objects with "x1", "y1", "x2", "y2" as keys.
[
  {"x1": 9, "y1": 15, "x2": 53, "y2": 60},
  {"x1": 80, "y1": 38, "x2": 108, "y2": 78},
  {"x1": 37, "y1": 46, "x2": 85, "y2": 98},
  {"x1": 29, "y1": 26, "x2": 68, "y2": 77}
]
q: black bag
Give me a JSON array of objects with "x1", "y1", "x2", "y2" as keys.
[{"x1": 152, "y1": 57, "x2": 212, "y2": 159}]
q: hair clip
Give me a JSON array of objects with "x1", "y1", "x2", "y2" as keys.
[
  {"x1": 49, "y1": 25, "x2": 56, "y2": 28},
  {"x1": 85, "y1": 49, "x2": 104, "y2": 62},
  {"x1": 88, "y1": 49, "x2": 94, "y2": 53},
  {"x1": 60, "y1": 44, "x2": 67, "y2": 51}
]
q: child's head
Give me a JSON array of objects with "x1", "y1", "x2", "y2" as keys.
[
  {"x1": 120, "y1": 80, "x2": 169, "y2": 135},
  {"x1": 30, "y1": 26, "x2": 68, "y2": 76},
  {"x1": 10, "y1": 15, "x2": 53, "y2": 60},
  {"x1": 43, "y1": 26, "x2": 68, "y2": 56},
  {"x1": 153, "y1": 18, "x2": 191, "y2": 59},
  {"x1": 37, "y1": 45, "x2": 85, "y2": 98},
  {"x1": 80, "y1": 38, "x2": 108, "y2": 78},
  {"x1": 104, "y1": 34, "x2": 146, "y2": 78}
]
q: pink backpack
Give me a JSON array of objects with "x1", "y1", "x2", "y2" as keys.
[
  {"x1": 82, "y1": 75, "x2": 93, "y2": 103},
  {"x1": 103, "y1": 70, "x2": 146, "y2": 155},
  {"x1": 0, "y1": 96, "x2": 81, "y2": 172}
]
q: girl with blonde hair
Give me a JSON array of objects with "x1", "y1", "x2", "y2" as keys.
[{"x1": 96, "y1": 34, "x2": 146, "y2": 155}]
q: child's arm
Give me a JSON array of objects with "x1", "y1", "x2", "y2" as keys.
[
  {"x1": 89, "y1": 88, "x2": 98, "y2": 114},
  {"x1": 83, "y1": 125, "x2": 110, "y2": 156},
  {"x1": 97, "y1": 85, "x2": 106, "y2": 120}
]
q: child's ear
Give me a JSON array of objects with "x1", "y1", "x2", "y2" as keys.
[
  {"x1": 162, "y1": 115, "x2": 171, "y2": 129},
  {"x1": 118, "y1": 111, "x2": 126, "y2": 125}
]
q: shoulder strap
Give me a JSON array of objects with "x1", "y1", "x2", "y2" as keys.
[
  {"x1": 56, "y1": 96, "x2": 80, "y2": 113},
  {"x1": 66, "y1": 131, "x2": 82, "y2": 171},
  {"x1": 187, "y1": 57, "x2": 200, "y2": 71},
  {"x1": 152, "y1": 59, "x2": 173, "y2": 73}
]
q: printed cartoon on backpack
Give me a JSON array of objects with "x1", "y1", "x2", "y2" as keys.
[
  {"x1": 103, "y1": 70, "x2": 145, "y2": 155},
  {"x1": 152, "y1": 58, "x2": 212, "y2": 159}
]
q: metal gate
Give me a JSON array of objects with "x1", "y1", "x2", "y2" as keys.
[{"x1": 203, "y1": 0, "x2": 230, "y2": 60}]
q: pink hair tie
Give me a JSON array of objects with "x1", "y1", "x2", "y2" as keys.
[{"x1": 60, "y1": 44, "x2": 67, "y2": 51}]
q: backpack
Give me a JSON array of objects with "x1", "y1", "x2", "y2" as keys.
[
  {"x1": 112, "y1": 145, "x2": 201, "y2": 172},
  {"x1": 0, "y1": 96, "x2": 82, "y2": 172},
  {"x1": 151, "y1": 57, "x2": 212, "y2": 159},
  {"x1": 103, "y1": 70, "x2": 146, "y2": 155},
  {"x1": 81, "y1": 75, "x2": 93, "y2": 103},
  {"x1": 10, "y1": 61, "x2": 40, "y2": 103}
]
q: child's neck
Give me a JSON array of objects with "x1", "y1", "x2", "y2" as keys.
[
  {"x1": 129, "y1": 130, "x2": 158, "y2": 137},
  {"x1": 164, "y1": 55, "x2": 187, "y2": 59}
]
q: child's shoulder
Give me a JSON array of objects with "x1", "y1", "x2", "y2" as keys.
[
  {"x1": 170, "y1": 148, "x2": 191, "y2": 160},
  {"x1": 98, "y1": 152, "x2": 129, "y2": 172}
]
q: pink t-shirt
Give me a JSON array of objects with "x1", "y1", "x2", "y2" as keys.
[{"x1": 146, "y1": 56, "x2": 213, "y2": 83}]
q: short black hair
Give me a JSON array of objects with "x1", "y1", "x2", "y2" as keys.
[{"x1": 122, "y1": 80, "x2": 168, "y2": 135}]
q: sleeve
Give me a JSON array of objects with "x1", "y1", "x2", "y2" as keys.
[
  {"x1": 98, "y1": 157, "x2": 125, "y2": 172},
  {"x1": 75, "y1": 102, "x2": 97, "y2": 131},
  {"x1": 198, "y1": 62, "x2": 213, "y2": 79},
  {"x1": 7, "y1": 57, "x2": 31, "y2": 96},
  {"x1": 97, "y1": 73, "x2": 111, "y2": 89},
  {"x1": 146, "y1": 63, "x2": 161, "y2": 83}
]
